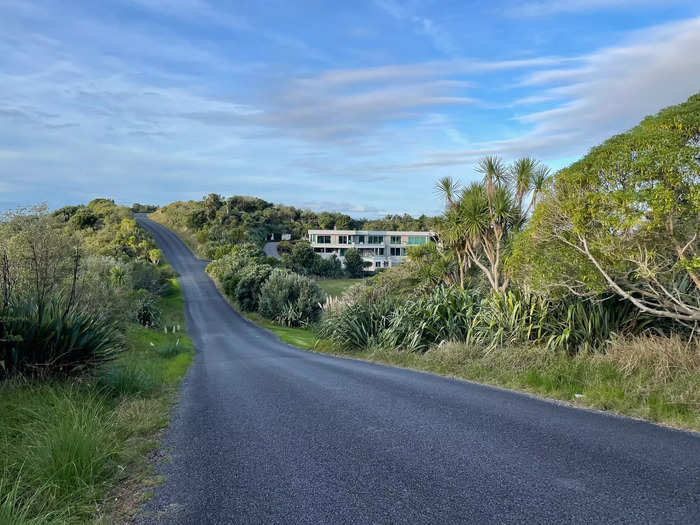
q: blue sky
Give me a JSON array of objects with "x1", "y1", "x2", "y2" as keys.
[{"x1": 2, "y1": 0, "x2": 700, "y2": 217}]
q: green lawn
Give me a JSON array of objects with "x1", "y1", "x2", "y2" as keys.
[
  {"x1": 0, "y1": 277, "x2": 194, "y2": 524},
  {"x1": 316, "y1": 278, "x2": 362, "y2": 297}
]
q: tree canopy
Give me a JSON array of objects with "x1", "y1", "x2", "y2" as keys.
[{"x1": 511, "y1": 93, "x2": 700, "y2": 322}]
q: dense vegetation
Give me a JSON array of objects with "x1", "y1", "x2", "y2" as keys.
[
  {"x1": 205, "y1": 243, "x2": 326, "y2": 326},
  {"x1": 152, "y1": 94, "x2": 698, "y2": 429},
  {"x1": 151, "y1": 193, "x2": 437, "y2": 260},
  {"x1": 311, "y1": 94, "x2": 700, "y2": 428},
  {"x1": 0, "y1": 200, "x2": 193, "y2": 522}
]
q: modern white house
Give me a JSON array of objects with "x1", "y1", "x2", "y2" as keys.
[{"x1": 308, "y1": 229, "x2": 434, "y2": 271}]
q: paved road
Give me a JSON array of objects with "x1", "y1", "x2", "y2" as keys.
[
  {"x1": 135, "y1": 215, "x2": 700, "y2": 524},
  {"x1": 263, "y1": 241, "x2": 280, "y2": 260}
]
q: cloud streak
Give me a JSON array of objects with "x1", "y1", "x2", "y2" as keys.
[{"x1": 1, "y1": 1, "x2": 699, "y2": 218}]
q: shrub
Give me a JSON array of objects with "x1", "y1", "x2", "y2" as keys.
[
  {"x1": 382, "y1": 287, "x2": 480, "y2": 352},
  {"x1": 134, "y1": 290, "x2": 162, "y2": 328},
  {"x1": 129, "y1": 260, "x2": 169, "y2": 296},
  {"x1": 0, "y1": 300, "x2": 122, "y2": 379},
  {"x1": 343, "y1": 248, "x2": 365, "y2": 278},
  {"x1": 97, "y1": 363, "x2": 160, "y2": 397},
  {"x1": 284, "y1": 242, "x2": 317, "y2": 275},
  {"x1": 258, "y1": 269, "x2": 325, "y2": 326},
  {"x1": 313, "y1": 254, "x2": 343, "y2": 278},
  {"x1": 206, "y1": 243, "x2": 264, "y2": 281},
  {"x1": 220, "y1": 271, "x2": 240, "y2": 299},
  {"x1": 234, "y1": 264, "x2": 273, "y2": 311},
  {"x1": 320, "y1": 299, "x2": 396, "y2": 351}
]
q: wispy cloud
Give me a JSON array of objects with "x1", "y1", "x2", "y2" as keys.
[
  {"x1": 506, "y1": 0, "x2": 690, "y2": 17},
  {"x1": 374, "y1": 0, "x2": 458, "y2": 56},
  {"x1": 1, "y1": 1, "x2": 699, "y2": 217},
  {"x1": 381, "y1": 16, "x2": 700, "y2": 170}
]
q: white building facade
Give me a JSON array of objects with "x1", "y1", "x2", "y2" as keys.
[{"x1": 308, "y1": 229, "x2": 434, "y2": 271}]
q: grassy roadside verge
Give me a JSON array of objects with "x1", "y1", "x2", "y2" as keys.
[
  {"x1": 310, "y1": 339, "x2": 699, "y2": 432},
  {"x1": 0, "y1": 278, "x2": 194, "y2": 524},
  {"x1": 240, "y1": 311, "x2": 317, "y2": 350}
]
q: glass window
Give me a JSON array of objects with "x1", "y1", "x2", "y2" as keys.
[
  {"x1": 384, "y1": 261, "x2": 389, "y2": 267},
  {"x1": 339, "y1": 248, "x2": 347, "y2": 256},
  {"x1": 390, "y1": 235, "x2": 402, "y2": 244},
  {"x1": 318, "y1": 235, "x2": 331, "y2": 244},
  {"x1": 338, "y1": 235, "x2": 347, "y2": 244},
  {"x1": 407, "y1": 236, "x2": 427, "y2": 245},
  {"x1": 375, "y1": 248, "x2": 384, "y2": 255},
  {"x1": 368, "y1": 235, "x2": 383, "y2": 244},
  {"x1": 357, "y1": 235, "x2": 365, "y2": 244}
]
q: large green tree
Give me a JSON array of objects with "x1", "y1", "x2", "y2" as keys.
[{"x1": 512, "y1": 93, "x2": 700, "y2": 322}]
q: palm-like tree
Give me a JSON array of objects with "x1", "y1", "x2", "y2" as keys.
[
  {"x1": 476, "y1": 156, "x2": 507, "y2": 199},
  {"x1": 511, "y1": 157, "x2": 539, "y2": 210},
  {"x1": 434, "y1": 155, "x2": 550, "y2": 292},
  {"x1": 435, "y1": 176, "x2": 461, "y2": 210},
  {"x1": 527, "y1": 165, "x2": 552, "y2": 214}
]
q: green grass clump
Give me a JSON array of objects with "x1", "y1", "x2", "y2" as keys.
[
  {"x1": 98, "y1": 363, "x2": 161, "y2": 398},
  {"x1": 0, "y1": 383, "x2": 119, "y2": 521},
  {"x1": 153, "y1": 340, "x2": 184, "y2": 358},
  {"x1": 0, "y1": 474, "x2": 60, "y2": 525},
  {"x1": 23, "y1": 390, "x2": 119, "y2": 504}
]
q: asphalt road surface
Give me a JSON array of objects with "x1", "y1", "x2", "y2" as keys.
[
  {"x1": 263, "y1": 241, "x2": 280, "y2": 260},
  {"x1": 135, "y1": 215, "x2": 700, "y2": 524}
]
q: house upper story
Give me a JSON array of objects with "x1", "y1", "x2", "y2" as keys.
[{"x1": 308, "y1": 229, "x2": 435, "y2": 270}]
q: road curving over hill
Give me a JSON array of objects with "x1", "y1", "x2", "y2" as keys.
[{"x1": 135, "y1": 214, "x2": 700, "y2": 524}]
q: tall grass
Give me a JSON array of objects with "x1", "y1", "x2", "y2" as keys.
[
  {"x1": 0, "y1": 384, "x2": 119, "y2": 521},
  {"x1": 97, "y1": 362, "x2": 162, "y2": 398},
  {"x1": 339, "y1": 334, "x2": 700, "y2": 429},
  {"x1": 0, "y1": 473, "x2": 59, "y2": 525}
]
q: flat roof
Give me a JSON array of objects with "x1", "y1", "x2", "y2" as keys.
[{"x1": 308, "y1": 230, "x2": 433, "y2": 236}]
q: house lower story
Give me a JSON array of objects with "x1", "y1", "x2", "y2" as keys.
[{"x1": 308, "y1": 229, "x2": 434, "y2": 271}]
